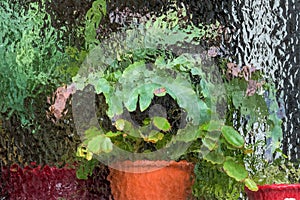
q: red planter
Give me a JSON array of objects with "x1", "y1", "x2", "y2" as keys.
[
  {"x1": 1, "y1": 162, "x2": 112, "y2": 200},
  {"x1": 245, "y1": 184, "x2": 300, "y2": 200},
  {"x1": 108, "y1": 160, "x2": 194, "y2": 200}
]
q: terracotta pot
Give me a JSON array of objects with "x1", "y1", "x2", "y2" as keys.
[
  {"x1": 108, "y1": 160, "x2": 194, "y2": 200},
  {"x1": 245, "y1": 184, "x2": 300, "y2": 200}
]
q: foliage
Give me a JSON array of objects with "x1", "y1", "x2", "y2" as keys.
[
  {"x1": 245, "y1": 140, "x2": 300, "y2": 186},
  {"x1": 75, "y1": 156, "x2": 98, "y2": 180},
  {"x1": 55, "y1": 0, "x2": 107, "y2": 83},
  {"x1": 64, "y1": 5, "x2": 262, "y2": 192},
  {"x1": 223, "y1": 62, "x2": 283, "y2": 155},
  {"x1": 71, "y1": 4, "x2": 220, "y2": 157},
  {"x1": 0, "y1": 0, "x2": 66, "y2": 128},
  {"x1": 80, "y1": 114, "x2": 171, "y2": 156},
  {"x1": 55, "y1": 47, "x2": 88, "y2": 83},
  {"x1": 186, "y1": 120, "x2": 259, "y2": 195},
  {"x1": 48, "y1": 3, "x2": 283, "y2": 197},
  {"x1": 190, "y1": 58, "x2": 283, "y2": 198},
  {"x1": 193, "y1": 160, "x2": 244, "y2": 200},
  {"x1": 84, "y1": 0, "x2": 107, "y2": 49},
  {"x1": 255, "y1": 159, "x2": 300, "y2": 185}
]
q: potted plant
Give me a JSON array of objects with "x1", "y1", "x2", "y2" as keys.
[
  {"x1": 190, "y1": 58, "x2": 285, "y2": 199},
  {"x1": 52, "y1": 5, "x2": 274, "y2": 199},
  {"x1": 67, "y1": 4, "x2": 268, "y2": 199},
  {"x1": 68, "y1": 7, "x2": 210, "y2": 199},
  {"x1": 243, "y1": 141, "x2": 300, "y2": 200}
]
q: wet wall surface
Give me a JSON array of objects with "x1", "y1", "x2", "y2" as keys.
[{"x1": 221, "y1": 0, "x2": 300, "y2": 161}]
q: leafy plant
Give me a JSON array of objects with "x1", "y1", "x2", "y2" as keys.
[
  {"x1": 84, "y1": 0, "x2": 107, "y2": 49},
  {"x1": 245, "y1": 139, "x2": 300, "y2": 186},
  {"x1": 56, "y1": 46, "x2": 88, "y2": 83},
  {"x1": 0, "y1": 1, "x2": 67, "y2": 128},
  {"x1": 223, "y1": 62, "x2": 283, "y2": 156},
  {"x1": 49, "y1": 4, "x2": 283, "y2": 198},
  {"x1": 67, "y1": 5, "x2": 263, "y2": 192},
  {"x1": 193, "y1": 160, "x2": 244, "y2": 199},
  {"x1": 188, "y1": 56, "x2": 284, "y2": 199},
  {"x1": 54, "y1": 0, "x2": 107, "y2": 83}
]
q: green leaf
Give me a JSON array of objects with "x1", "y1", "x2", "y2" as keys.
[
  {"x1": 266, "y1": 111, "x2": 283, "y2": 154},
  {"x1": 152, "y1": 117, "x2": 171, "y2": 131},
  {"x1": 76, "y1": 159, "x2": 98, "y2": 180},
  {"x1": 205, "y1": 130, "x2": 222, "y2": 141},
  {"x1": 152, "y1": 73, "x2": 206, "y2": 125},
  {"x1": 139, "y1": 85, "x2": 154, "y2": 112},
  {"x1": 223, "y1": 158, "x2": 248, "y2": 182},
  {"x1": 155, "y1": 56, "x2": 166, "y2": 69},
  {"x1": 114, "y1": 119, "x2": 140, "y2": 137},
  {"x1": 87, "y1": 134, "x2": 113, "y2": 154},
  {"x1": 203, "y1": 150, "x2": 225, "y2": 164},
  {"x1": 142, "y1": 130, "x2": 164, "y2": 143},
  {"x1": 244, "y1": 178, "x2": 258, "y2": 191},
  {"x1": 121, "y1": 60, "x2": 145, "y2": 79},
  {"x1": 142, "y1": 118, "x2": 151, "y2": 125},
  {"x1": 170, "y1": 54, "x2": 191, "y2": 70},
  {"x1": 106, "y1": 93, "x2": 123, "y2": 118},
  {"x1": 84, "y1": 0, "x2": 106, "y2": 48},
  {"x1": 191, "y1": 67, "x2": 203, "y2": 76},
  {"x1": 124, "y1": 89, "x2": 139, "y2": 112},
  {"x1": 115, "y1": 119, "x2": 125, "y2": 131},
  {"x1": 117, "y1": 65, "x2": 207, "y2": 126},
  {"x1": 202, "y1": 137, "x2": 218, "y2": 150},
  {"x1": 240, "y1": 94, "x2": 269, "y2": 126},
  {"x1": 139, "y1": 94, "x2": 153, "y2": 112},
  {"x1": 200, "y1": 79, "x2": 210, "y2": 98},
  {"x1": 232, "y1": 91, "x2": 244, "y2": 108},
  {"x1": 200, "y1": 121, "x2": 223, "y2": 132},
  {"x1": 88, "y1": 76, "x2": 111, "y2": 94},
  {"x1": 173, "y1": 123, "x2": 199, "y2": 142},
  {"x1": 105, "y1": 131, "x2": 122, "y2": 137},
  {"x1": 84, "y1": 126, "x2": 103, "y2": 140},
  {"x1": 221, "y1": 126, "x2": 244, "y2": 148}
]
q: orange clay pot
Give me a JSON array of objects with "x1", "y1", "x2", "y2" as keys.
[{"x1": 108, "y1": 160, "x2": 194, "y2": 200}]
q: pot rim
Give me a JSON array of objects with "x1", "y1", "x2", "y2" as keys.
[
  {"x1": 109, "y1": 160, "x2": 194, "y2": 173},
  {"x1": 246, "y1": 183, "x2": 300, "y2": 192}
]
